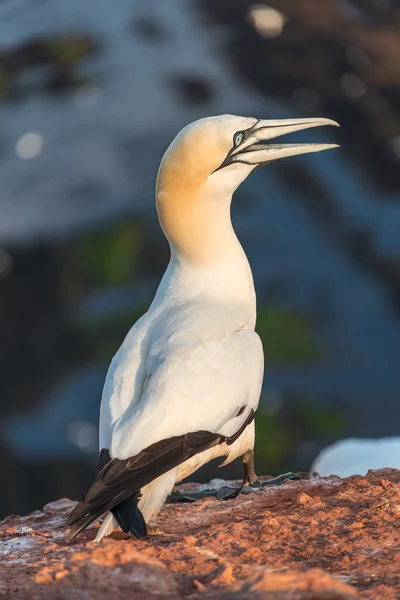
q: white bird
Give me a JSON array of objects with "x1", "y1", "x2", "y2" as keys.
[{"x1": 67, "y1": 114, "x2": 339, "y2": 542}]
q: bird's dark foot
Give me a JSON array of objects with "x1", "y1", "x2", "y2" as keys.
[
  {"x1": 241, "y1": 472, "x2": 301, "y2": 494},
  {"x1": 240, "y1": 449, "x2": 301, "y2": 494},
  {"x1": 168, "y1": 481, "x2": 245, "y2": 502},
  {"x1": 168, "y1": 488, "x2": 220, "y2": 503},
  {"x1": 168, "y1": 485, "x2": 242, "y2": 502},
  {"x1": 167, "y1": 472, "x2": 300, "y2": 503},
  {"x1": 215, "y1": 471, "x2": 300, "y2": 499},
  {"x1": 167, "y1": 448, "x2": 300, "y2": 504}
]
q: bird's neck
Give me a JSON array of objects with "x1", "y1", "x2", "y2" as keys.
[
  {"x1": 154, "y1": 249, "x2": 256, "y2": 327},
  {"x1": 154, "y1": 189, "x2": 256, "y2": 324}
]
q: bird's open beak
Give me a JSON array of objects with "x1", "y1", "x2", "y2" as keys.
[{"x1": 226, "y1": 117, "x2": 339, "y2": 169}]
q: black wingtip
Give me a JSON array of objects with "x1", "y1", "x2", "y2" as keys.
[
  {"x1": 66, "y1": 501, "x2": 107, "y2": 543},
  {"x1": 111, "y1": 495, "x2": 147, "y2": 540},
  {"x1": 66, "y1": 524, "x2": 82, "y2": 543}
]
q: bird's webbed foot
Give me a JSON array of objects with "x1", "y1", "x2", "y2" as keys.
[
  {"x1": 168, "y1": 483, "x2": 242, "y2": 502},
  {"x1": 167, "y1": 471, "x2": 300, "y2": 503},
  {"x1": 168, "y1": 488, "x2": 220, "y2": 503},
  {"x1": 241, "y1": 471, "x2": 301, "y2": 494},
  {"x1": 240, "y1": 448, "x2": 300, "y2": 494},
  {"x1": 167, "y1": 450, "x2": 300, "y2": 504}
]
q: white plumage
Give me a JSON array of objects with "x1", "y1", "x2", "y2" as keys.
[
  {"x1": 96, "y1": 240, "x2": 263, "y2": 537},
  {"x1": 67, "y1": 114, "x2": 339, "y2": 542}
]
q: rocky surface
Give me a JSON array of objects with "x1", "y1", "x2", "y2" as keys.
[{"x1": 1, "y1": 469, "x2": 399, "y2": 599}]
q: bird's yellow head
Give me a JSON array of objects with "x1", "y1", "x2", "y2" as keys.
[{"x1": 156, "y1": 114, "x2": 339, "y2": 263}]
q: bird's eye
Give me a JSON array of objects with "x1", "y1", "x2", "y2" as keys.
[{"x1": 233, "y1": 132, "x2": 244, "y2": 147}]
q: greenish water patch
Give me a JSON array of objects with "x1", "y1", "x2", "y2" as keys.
[
  {"x1": 72, "y1": 221, "x2": 143, "y2": 287},
  {"x1": 256, "y1": 305, "x2": 321, "y2": 365},
  {"x1": 61, "y1": 220, "x2": 143, "y2": 299},
  {"x1": 255, "y1": 398, "x2": 347, "y2": 472}
]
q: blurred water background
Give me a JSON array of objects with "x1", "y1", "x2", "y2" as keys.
[{"x1": 1, "y1": 0, "x2": 400, "y2": 518}]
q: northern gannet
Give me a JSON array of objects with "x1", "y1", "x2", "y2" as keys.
[{"x1": 67, "y1": 114, "x2": 339, "y2": 542}]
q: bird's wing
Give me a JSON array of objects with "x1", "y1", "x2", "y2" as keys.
[
  {"x1": 68, "y1": 302, "x2": 263, "y2": 538},
  {"x1": 111, "y1": 302, "x2": 264, "y2": 459},
  {"x1": 98, "y1": 312, "x2": 150, "y2": 450}
]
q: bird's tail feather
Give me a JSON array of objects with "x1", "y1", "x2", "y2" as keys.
[
  {"x1": 94, "y1": 512, "x2": 118, "y2": 543},
  {"x1": 111, "y1": 495, "x2": 147, "y2": 539},
  {"x1": 138, "y1": 470, "x2": 176, "y2": 522},
  {"x1": 67, "y1": 504, "x2": 109, "y2": 542},
  {"x1": 67, "y1": 494, "x2": 147, "y2": 542}
]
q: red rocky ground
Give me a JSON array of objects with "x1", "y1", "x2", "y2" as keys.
[{"x1": 1, "y1": 469, "x2": 399, "y2": 599}]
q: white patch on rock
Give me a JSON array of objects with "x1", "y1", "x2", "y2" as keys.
[
  {"x1": 312, "y1": 437, "x2": 400, "y2": 477},
  {"x1": 43, "y1": 498, "x2": 78, "y2": 512},
  {"x1": 0, "y1": 536, "x2": 40, "y2": 557}
]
